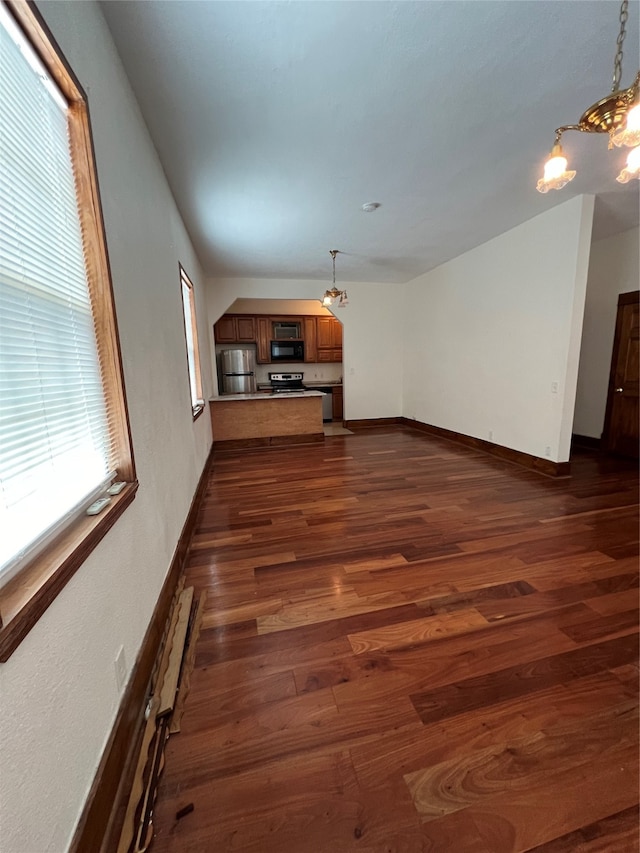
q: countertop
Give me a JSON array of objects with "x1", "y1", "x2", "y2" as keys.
[
  {"x1": 256, "y1": 382, "x2": 342, "y2": 392},
  {"x1": 211, "y1": 391, "x2": 325, "y2": 402}
]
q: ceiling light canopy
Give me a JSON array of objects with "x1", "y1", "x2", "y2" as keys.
[
  {"x1": 537, "y1": 0, "x2": 640, "y2": 193},
  {"x1": 322, "y1": 250, "x2": 349, "y2": 308}
]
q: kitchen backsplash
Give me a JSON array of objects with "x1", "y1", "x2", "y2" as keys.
[
  {"x1": 255, "y1": 362, "x2": 342, "y2": 384},
  {"x1": 214, "y1": 344, "x2": 342, "y2": 388}
]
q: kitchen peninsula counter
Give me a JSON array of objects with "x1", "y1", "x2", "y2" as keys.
[{"x1": 209, "y1": 391, "x2": 324, "y2": 447}]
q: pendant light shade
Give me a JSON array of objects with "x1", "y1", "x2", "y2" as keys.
[{"x1": 536, "y1": 0, "x2": 640, "y2": 192}]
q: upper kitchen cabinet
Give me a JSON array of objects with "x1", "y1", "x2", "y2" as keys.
[
  {"x1": 304, "y1": 317, "x2": 317, "y2": 363},
  {"x1": 256, "y1": 317, "x2": 271, "y2": 363},
  {"x1": 213, "y1": 315, "x2": 236, "y2": 343},
  {"x1": 317, "y1": 316, "x2": 343, "y2": 362},
  {"x1": 213, "y1": 314, "x2": 256, "y2": 344},
  {"x1": 236, "y1": 316, "x2": 256, "y2": 341},
  {"x1": 213, "y1": 312, "x2": 342, "y2": 364}
]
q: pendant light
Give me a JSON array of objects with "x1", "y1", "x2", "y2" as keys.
[
  {"x1": 322, "y1": 250, "x2": 349, "y2": 308},
  {"x1": 536, "y1": 0, "x2": 640, "y2": 192}
]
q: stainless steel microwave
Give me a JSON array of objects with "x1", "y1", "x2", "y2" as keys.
[
  {"x1": 270, "y1": 340, "x2": 304, "y2": 362},
  {"x1": 273, "y1": 321, "x2": 301, "y2": 339}
]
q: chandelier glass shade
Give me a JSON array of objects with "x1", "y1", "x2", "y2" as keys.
[
  {"x1": 322, "y1": 250, "x2": 349, "y2": 308},
  {"x1": 611, "y1": 102, "x2": 640, "y2": 147},
  {"x1": 537, "y1": 143, "x2": 576, "y2": 193},
  {"x1": 617, "y1": 144, "x2": 640, "y2": 183},
  {"x1": 536, "y1": 0, "x2": 640, "y2": 192}
]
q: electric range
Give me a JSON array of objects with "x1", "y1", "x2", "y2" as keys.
[{"x1": 268, "y1": 372, "x2": 305, "y2": 393}]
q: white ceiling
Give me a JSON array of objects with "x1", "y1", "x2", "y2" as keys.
[{"x1": 100, "y1": 0, "x2": 640, "y2": 284}]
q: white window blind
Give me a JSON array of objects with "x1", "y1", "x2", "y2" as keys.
[{"x1": 0, "y1": 6, "x2": 112, "y2": 581}]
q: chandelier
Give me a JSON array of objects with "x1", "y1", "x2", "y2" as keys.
[
  {"x1": 322, "y1": 250, "x2": 349, "y2": 308},
  {"x1": 537, "y1": 0, "x2": 640, "y2": 192}
]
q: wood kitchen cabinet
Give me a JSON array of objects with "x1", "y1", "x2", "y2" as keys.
[
  {"x1": 303, "y1": 317, "x2": 317, "y2": 362},
  {"x1": 213, "y1": 314, "x2": 256, "y2": 344},
  {"x1": 317, "y1": 316, "x2": 343, "y2": 362},
  {"x1": 214, "y1": 312, "x2": 342, "y2": 364},
  {"x1": 316, "y1": 317, "x2": 333, "y2": 348},
  {"x1": 256, "y1": 317, "x2": 271, "y2": 363},
  {"x1": 236, "y1": 316, "x2": 256, "y2": 341},
  {"x1": 213, "y1": 315, "x2": 237, "y2": 343},
  {"x1": 332, "y1": 384, "x2": 343, "y2": 421},
  {"x1": 332, "y1": 319, "x2": 343, "y2": 349}
]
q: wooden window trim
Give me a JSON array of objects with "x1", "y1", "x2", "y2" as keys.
[
  {"x1": 0, "y1": 0, "x2": 137, "y2": 661},
  {"x1": 179, "y1": 264, "x2": 205, "y2": 420},
  {"x1": 0, "y1": 485, "x2": 138, "y2": 661}
]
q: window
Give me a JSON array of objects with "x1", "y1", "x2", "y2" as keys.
[
  {"x1": 0, "y1": 1, "x2": 136, "y2": 660},
  {"x1": 179, "y1": 265, "x2": 204, "y2": 418}
]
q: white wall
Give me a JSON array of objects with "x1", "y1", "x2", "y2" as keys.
[
  {"x1": 573, "y1": 227, "x2": 639, "y2": 438},
  {"x1": 402, "y1": 196, "x2": 595, "y2": 463},
  {"x1": 208, "y1": 278, "x2": 404, "y2": 419},
  {"x1": 0, "y1": 3, "x2": 212, "y2": 851},
  {"x1": 228, "y1": 297, "x2": 333, "y2": 316}
]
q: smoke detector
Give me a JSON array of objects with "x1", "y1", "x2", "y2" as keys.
[{"x1": 361, "y1": 202, "x2": 381, "y2": 212}]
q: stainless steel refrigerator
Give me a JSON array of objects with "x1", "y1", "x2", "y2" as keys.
[{"x1": 219, "y1": 348, "x2": 257, "y2": 394}]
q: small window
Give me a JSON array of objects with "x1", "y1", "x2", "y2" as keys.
[
  {"x1": 0, "y1": 1, "x2": 136, "y2": 659},
  {"x1": 179, "y1": 266, "x2": 204, "y2": 418}
]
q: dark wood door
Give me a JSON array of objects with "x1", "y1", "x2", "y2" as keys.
[{"x1": 603, "y1": 291, "x2": 639, "y2": 458}]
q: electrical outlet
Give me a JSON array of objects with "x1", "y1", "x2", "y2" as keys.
[
  {"x1": 488, "y1": 430, "x2": 493, "y2": 441},
  {"x1": 545, "y1": 446, "x2": 551, "y2": 457},
  {"x1": 551, "y1": 381, "x2": 559, "y2": 394},
  {"x1": 114, "y1": 646, "x2": 127, "y2": 690}
]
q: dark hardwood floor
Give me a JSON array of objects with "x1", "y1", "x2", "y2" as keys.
[{"x1": 151, "y1": 426, "x2": 639, "y2": 852}]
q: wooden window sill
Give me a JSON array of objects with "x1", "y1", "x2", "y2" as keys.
[{"x1": 0, "y1": 482, "x2": 138, "y2": 662}]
